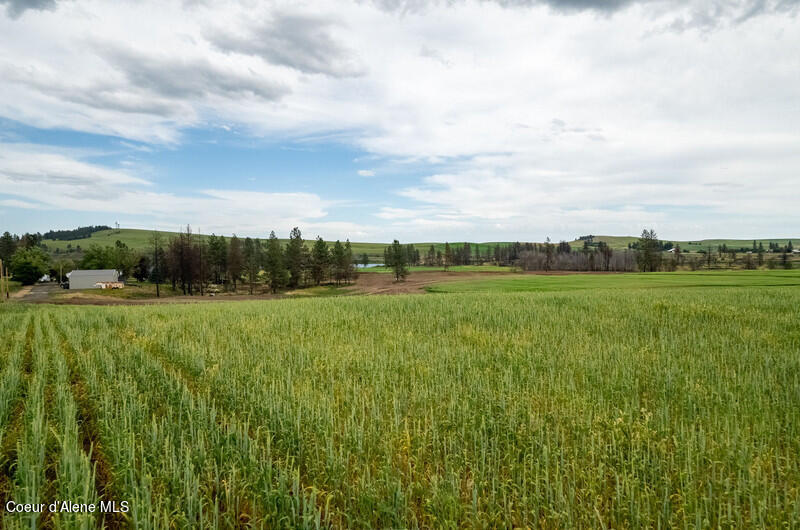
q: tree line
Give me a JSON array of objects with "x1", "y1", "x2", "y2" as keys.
[
  {"x1": 42, "y1": 225, "x2": 111, "y2": 241},
  {"x1": 147, "y1": 227, "x2": 358, "y2": 296}
]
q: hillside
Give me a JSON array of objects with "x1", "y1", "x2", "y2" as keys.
[
  {"x1": 568, "y1": 235, "x2": 797, "y2": 251},
  {"x1": 39, "y1": 228, "x2": 796, "y2": 260},
  {"x1": 40, "y1": 228, "x2": 391, "y2": 260}
]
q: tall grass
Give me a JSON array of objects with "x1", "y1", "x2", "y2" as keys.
[{"x1": 1, "y1": 285, "x2": 799, "y2": 527}]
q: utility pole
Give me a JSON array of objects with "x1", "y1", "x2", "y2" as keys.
[{"x1": 1, "y1": 259, "x2": 8, "y2": 300}]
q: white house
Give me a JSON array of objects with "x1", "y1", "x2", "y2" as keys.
[{"x1": 67, "y1": 269, "x2": 120, "y2": 290}]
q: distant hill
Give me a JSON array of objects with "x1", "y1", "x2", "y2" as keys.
[
  {"x1": 40, "y1": 228, "x2": 392, "y2": 260},
  {"x1": 39, "y1": 228, "x2": 796, "y2": 260},
  {"x1": 568, "y1": 235, "x2": 797, "y2": 252}
]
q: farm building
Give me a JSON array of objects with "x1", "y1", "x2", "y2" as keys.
[{"x1": 67, "y1": 269, "x2": 121, "y2": 290}]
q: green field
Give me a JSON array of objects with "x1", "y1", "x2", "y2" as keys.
[
  {"x1": 1, "y1": 275, "x2": 799, "y2": 527},
  {"x1": 428, "y1": 270, "x2": 800, "y2": 293}
]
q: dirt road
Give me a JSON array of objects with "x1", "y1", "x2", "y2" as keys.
[{"x1": 12, "y1": 283, "x2": 61, "y2": 302}]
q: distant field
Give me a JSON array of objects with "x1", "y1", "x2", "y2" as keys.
[
  {"x1": 2, "y1": 284, "x2": 799, "y2": 527},
  {"x1": 428, "y1": 270, "x2": 800, "y2": 293},
  {"x1": 570, "y1": 235, "x2": 798, "y2": 251}
]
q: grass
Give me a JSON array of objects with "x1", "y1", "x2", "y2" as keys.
[
  {"x1": 428, "y1": 269, "x2": 800, "y2": 293},
  {"x1": 285, "y1": 285, "x2": 354, "y2": 297},
  {"x1": 1, "y1": 277, "x2": 799, "y2": 527}
]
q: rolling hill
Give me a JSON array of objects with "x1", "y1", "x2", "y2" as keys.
[{"x1": 39, "y1": 228, "x2": 796, "y2": 261}]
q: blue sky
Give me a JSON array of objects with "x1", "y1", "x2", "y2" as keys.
[{"x1": 1, "y1": 0, "x2": 799, "y2": 242}]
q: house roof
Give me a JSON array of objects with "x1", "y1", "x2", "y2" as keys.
[{"x1": 67, "y1": 269, "x2": 118, "y2": 277}]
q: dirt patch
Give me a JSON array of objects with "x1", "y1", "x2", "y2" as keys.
[
  {"x1": 19, "y1": 270, "x2": 623, "y2": 305},
  {"x1": 47, "y1": 291, "x2": 284, "y2": 306},
  {"x1": 349, "y1": 271, "x2": 511, "y2": 295}
]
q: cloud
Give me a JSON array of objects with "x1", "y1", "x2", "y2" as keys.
[
  {"x1": 0, "y1": 198, "x2": 43, "y2": 209},
  {"x1": 0, "y1": 0, "x2": 56, "y2": 19},
  {"x1": 0, "y1": 143, "x2": 360, "y2": 238},
  {"x1": 102, "y1": 46, "x2": 288, "y2": 101},
  {"x1": 357, "y1": 169, "x2": 375, "y2": 176},
  {"x1": 208, "y1": 10, "x2": 364, "y2": 78},
  {"x1": 0, "y1": 0, "x2": 799, "y2": 240}
]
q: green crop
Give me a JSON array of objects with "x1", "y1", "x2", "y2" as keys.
[{"x1": 0, "y1": 283, "x2": 798, "y2": 527}]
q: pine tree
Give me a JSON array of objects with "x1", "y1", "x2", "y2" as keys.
[
  {"x1": 208, "y1": 234, "x2": 228, "y2": 284},
  {"x1": 444, "y1": 242, "x2": 453, "y2": 271},
  {"x1": 344, "y1": 240, "x2": 356, "y2": 284},
  {"x1": 331, "y1": 240, "x2": 346, "y2": 285},
  {"x1": 0, "y1": 231, "x2": 16, "y2": 264},
  {"x1": 388, "y1": 240, "x2": 408, "y2": 281},
  {"x1": 285, "y1": 227, "x2": 306, "y2": 288},
  {"x1": 243, "y1": 237, "x2": 259, "y2": 294},
  {"x1": 227, "y1": 235, "x2": 244, "y2": 291},
  {"x1": 265, "y1": 231, "x2": 288, "y2": 292},
  {"x1": 310, "y1": 237, "x2": 329, "y2": 285},
  {"x1": 636, "y1": 229, "x2": 662, "y2": 272}
]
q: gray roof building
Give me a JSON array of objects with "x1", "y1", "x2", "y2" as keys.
[{"x1": 67, "y1": 269, "x2": 120, "y2": 290}]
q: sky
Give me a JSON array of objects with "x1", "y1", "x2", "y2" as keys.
[{"x1": 0, "y1": 0, "x2": 798, "y2": 243}]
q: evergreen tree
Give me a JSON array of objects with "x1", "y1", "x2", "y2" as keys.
[
  {"x1": 386, "y1": 240, "x2": 409, "y2": 281},
  {"x1": 243, "y1": 237, "x2": 259, "y2": 294},
  {"x1": 444, "y1": 242, "x2": 453, "y2": 271},
  {"x1": 344, "y1": 240, "x2": 356, "y2": 284},
  {"x1": 208, "y1": 234, "x2": 228, "y2": 284},
  {"x1": 285, "y1": 227, "x2": 306, "y2": 288},
  {"x1": 133, "y1": 255, "x2": 151, "y2": 282},
  {"x1": 310, "y1": 237, "x2": 329, "y2": 285},
  {"x1": 426, "y1": 245, "x2": 436, "y2": 266},
  {"x1": 636, "y1": 229, "x2": 662, "y2": 272},
  {"x1": 227, "y1": 235, "x2": 244, "y2": 291},
  {"x1": 0, "y1": 231, "x2": 16, "y2": 264},
  {"x1": 265, "y1": 231, "x2": 288, "y2": 292},
  {"x1": 331, "y1": 240, "x2": 347, "y2": 285}
]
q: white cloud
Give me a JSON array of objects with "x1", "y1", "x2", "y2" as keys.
[
  {"x1": 0, "y1": 0, "x2": 798, "y2": 239},
  {"x1": 0, "y1": 143, "x2": 360, "y2": 239},
  {"x1": 357, "y1": 169, "x2": 375, "y2": 177}
]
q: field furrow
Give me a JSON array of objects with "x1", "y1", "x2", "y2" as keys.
[
  {"x1": 0, "y1": 283, "x2": 798, "y2": 528},
  {"x1": 52, "y1": 312, "x2": 326, "y2": 529},
  {"x1": 0, "y1": 314, "x2": 32, "y2": 512},
  {"x1": 4, "y1": 314, "x2": 48, "y2": 529}
]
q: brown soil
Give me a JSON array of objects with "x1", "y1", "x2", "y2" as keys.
[
  {"x1": 348, "y1": 271, "x2": 512, "y2": 295},
  {"x1": 47, "y1": 291, "x2": 284, "y2": 306}
]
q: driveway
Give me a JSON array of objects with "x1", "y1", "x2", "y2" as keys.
[{"x1": 14, "y1": 283, "x2": 62, "y2": 302}]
